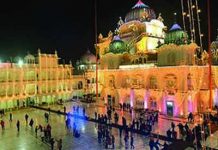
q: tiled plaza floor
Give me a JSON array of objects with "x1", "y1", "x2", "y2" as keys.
[
  {"x1": 0, "y1": 106, "x2": 167, "y2": 150},
  {"x1": 1, "y1": 101, "x2": 217, "y2": 150}
]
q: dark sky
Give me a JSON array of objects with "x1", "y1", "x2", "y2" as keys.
[{"x1": 0, "y1": 0, "x2": 217, "y2": 64}]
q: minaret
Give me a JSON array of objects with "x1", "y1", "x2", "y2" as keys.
[
  {"x1": 38, "y1": 48, "x2": 41, "y2": 56},
  {"x1": 173, "y1": 12, "x2": 177, "y2": 23},
  {"x1": 55, "y1": 49, "x2": 58, "y2": 57}
]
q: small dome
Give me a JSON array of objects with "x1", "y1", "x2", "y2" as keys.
[
  {"x1": 150, "y1": 19, "x2": 165, "y2": 28},
  {"x1": 211, "y1": 36, "x2": 218, "y2": 51},
  {"x1": 109, "y1": 36, "x2": 126, "y2": 54},
  {"x1": 165, "y1": 23, "x2": 189, "y2": 45},
  {"x1": 169, "y1": 23, "x2": 182, "y2": 31},
  {"x1": 125, "y1": 0, "x2": 156, "y2": 22},
  {"x1": 24, "y1": 53, "x2": 35, "y2": 63},
  {"x1": 211, "y1": 35, "x2": 218, "y2": 65},
  {"x1": 81, "y1": 50, "x2": 96, "y2": 64}
]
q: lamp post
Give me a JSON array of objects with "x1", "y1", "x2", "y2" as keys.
[
  {"x1": 194, "y1": 123, "x2": 197, "y2": 150},
  {"x1": 207, "y1": 0, "x2": 212, "y2": 110},
  {"x1": 94, "y1": 0, "x2": 98, "y2": 105},
  {"x1": 200, "y1": 114, "x2": 206, "y2": 150}
]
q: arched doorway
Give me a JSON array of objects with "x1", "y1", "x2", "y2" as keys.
[
  {"x1": 103, "y1": 88, "x2": 119, "y2": 107},
  {"x1": 149, "y1": 96, "x2": 157, "y2": 110},
  {"x1": 135, "y1": 95, "x2": 144, "y2": 109}
]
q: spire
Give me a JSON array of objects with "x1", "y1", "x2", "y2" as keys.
[
  {"x1": 174, "y1": 12, "x2": 177, "y2": 23},
  {"x1": 38, "y1": 48, "x2": 41, "y2": 55},
  {"x1": 157, "y1": 13, "x2": 164, "y2": 22},
  {"x1": 169, "y1": 13, "x2": 182, "y2": 31},
  {"x1": 55, "y1": 49, "x2": 58, "y2": 57}
]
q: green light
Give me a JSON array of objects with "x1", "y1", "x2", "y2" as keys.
[{"x1": 18, "y1": 60, "x2": 24, "y2": 67}]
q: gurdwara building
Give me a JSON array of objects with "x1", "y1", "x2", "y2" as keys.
[{"x1": 74, "y1": 0, "x2": 218, "y2": 117}]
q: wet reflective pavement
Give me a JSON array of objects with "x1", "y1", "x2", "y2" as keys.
[{"x1": 0, "y1": 101, "x2": 209, "y2": 150}]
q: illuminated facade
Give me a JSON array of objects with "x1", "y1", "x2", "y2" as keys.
[
  {"x1": 73, "y1": 0, "x2": 218, "y2": 117},
  {"x1": 0, "y1": 50, "x2": 73, "y2": 110}
]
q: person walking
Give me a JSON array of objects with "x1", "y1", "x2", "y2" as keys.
[
  {"x1": 95, "y1": 111, "x2": 97, "y2": 120},
  {"x1": 63, "y1": 106, "x2": 66, "y2": 114},
  {"x1": 25, "y1": 114, "x2": 29, "y2": 125},
  {"x1": 124, "y1": 134, "x2": 129, "y2": 149},
  {"x1": 0, "y1": 120, "x2": 5, "y2": 130},
  {"x1": 29, "y1": 118, "x2": 34, "y2": 128},
  {"x1": 111, "y1": 134, "x2": 115, "y2": 149},
  {"x1": 50, "y1": 138, "x2": 55, "y2": 150},
  {"x1": 9, "y1": 113, "x2": 13, "y2": 122},
  {"x1": 57, "y1": 139, "x2": 62, "y2": 150},
  {"x1": 16, "y1": 120, "x2": 20, "y2": 132},
  {"x1": 119, "y1": 126, "x2": 123, "y2": 138},
  {"x1": 130, "y1": 135, "x2": 135, "y2": 149},
  {"x1": 35, "y1": 126, "x2": 38, "y2": 136}
]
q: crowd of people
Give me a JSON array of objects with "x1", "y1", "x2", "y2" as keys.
[
  {"x1": 92, "y1": 105, "x2": 162, "y2": 149},
  {"x1": 164, "y1": 112, "x2": 212, "y2": 149}
]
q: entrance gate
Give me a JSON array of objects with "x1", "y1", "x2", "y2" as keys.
[{"x1": 166, "y1": 101, "x2": 174, "y2": 116}]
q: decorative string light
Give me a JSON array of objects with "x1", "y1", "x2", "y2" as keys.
[
  {"x1": 190, "y1": 0, "x2": 196, "y2": 42},
  {"x1": 181, "y1": 0, "x2": 186, "y2": 31},
  {"x1": 187, "y1": 0, "x2": 194, "y2": 42},
  {"x1": 195, "y1": 0, "x2": 203, "y2": 49}
]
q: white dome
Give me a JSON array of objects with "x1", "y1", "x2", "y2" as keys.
[{"x1": 81, "y1": 50, "x2": 96, "y2": 64}]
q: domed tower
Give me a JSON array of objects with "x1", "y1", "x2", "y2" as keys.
[
  {"x1": 109, "y1": 36, "x2": 126, "y2": 54},
  {"x1": 125, "y1": 0, "x2": 156, "y2": 22},
  {"x1": 81, "y1": 50, "x2": 96, "y2": 65},
  {"x1": 211, "y1": 31, "x2": 218, "y2": 65},
  {"x1": 117, "y1": 0, "x2": 165, "y2": 53},
  {"x1": 165, "y1": 23, "x2": 189, "y2": 45},
  {"x1": 24, "y1": 53, "x2": 35, "y2": 64}
]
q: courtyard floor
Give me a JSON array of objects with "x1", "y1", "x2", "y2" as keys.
[
  {"x1": 0, "y1": 100, "x2": 217, "y2": 149},
  {"x1": 0, "y1": 103, "x2": 166, "y2": 150}
]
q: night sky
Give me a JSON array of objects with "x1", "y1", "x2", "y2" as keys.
[{"x1": 0, "y1": 0, "x2": 217, "y2": 64}]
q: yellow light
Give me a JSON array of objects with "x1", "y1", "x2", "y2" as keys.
[
  {"x1": 192, "y1": 5, "x2": 195, "y2": 8},
  {"x1": 183, "y1": 12, "x2": 186, "y2": 16},
  {"x1": 200, "y1": 34, "x2": 204, "y2": 37},
  {"x1": 187, "y1": 14, "x2": 190, "y2": 17},
  {"x1": 197, "y1": 9, "x2": 201, "y2": 13},
  {"x1": 136, "y1": 37, "x2": 147, "y2": 53}
]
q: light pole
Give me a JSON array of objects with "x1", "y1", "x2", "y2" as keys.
[{"x1": 194, "y1": 123, "x2": 197, "y2": 150}]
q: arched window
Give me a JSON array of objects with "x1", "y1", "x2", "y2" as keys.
[{"x1": 149, "y1": 76, "x2": 157, "y2": 89}]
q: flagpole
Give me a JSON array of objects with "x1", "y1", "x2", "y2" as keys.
[
  {"x1": 207, "y1": 0, "x2": 212, "y2": 109},
  {"x1": 95, "y1": 0, "x2": 98, "y2": 103}
]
